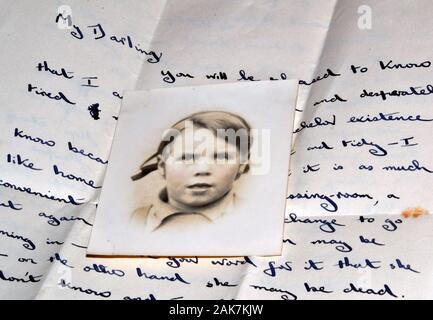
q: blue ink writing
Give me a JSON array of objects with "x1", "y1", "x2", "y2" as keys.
[
  {"x1": 53, "y1": 164, "x2": 101, "y2": 189},
  {"x1": 38, "y1": 211, "x2": 92, "y2": 227},
  {"x1": 84, "y1": 264, "x2": 125, "y2": 277},
  {"x1": 14, "y1": 128, "x2": 55, "y2": 147},
  {"x1": 311, "y1": 239, "x2": 352, "y2": 252},
  {"x1": 136, "y1": 268, "x2": 190, "y2": 284},
  {"x1": 36, "y1": 60, "x2": 74, "y2": 79},
  {"x1": 0, "y1": 179, "x2": 83, "y2": 205},
  {"x1": 27, "y1": 83, "x2": 76, "y2": 105},
  {"x1": 0, "y1": 229, "x2": 35, "y2": 250},
  {"x1": 67, "y1": 142, "x2": 108, "y2": 164},
  {"x1": 285, "y1": 213, "x2": 344, "y2": 233},
  {"x1": 294, "y1": 115, "x2": 336, "y2": 134},
  {"x1": 7, "y1": 154, "x2": 42, "y2": 171}
]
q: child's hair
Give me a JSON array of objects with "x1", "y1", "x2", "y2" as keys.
[{"x1": 131, "y1": 111, "x2": 252, "y2": 181}]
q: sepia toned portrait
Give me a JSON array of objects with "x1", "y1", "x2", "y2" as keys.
[
  {"x1": 88, "y1": 81, "x2": 298, "y2": 256},
  {"x1": 130, "y1": 111, "x2": 252, "y2": 233}
]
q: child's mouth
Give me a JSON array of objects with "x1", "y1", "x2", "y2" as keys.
[{"x1": 187, "y1": 183, "x2": 213, "y2": 191}]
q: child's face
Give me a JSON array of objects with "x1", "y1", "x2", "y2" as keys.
[{"x1": 159, "y1": 127, "x2": 244, "y2": 209}]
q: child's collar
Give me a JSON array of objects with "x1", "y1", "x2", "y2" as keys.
[{"x1": 145, "y1": 188, "x2": 236, "y2": 232}]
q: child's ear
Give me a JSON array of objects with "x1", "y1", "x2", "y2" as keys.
[
  {"x1": 235, "y1": 164, "x2": 248, "y2": 180},
  {"x1": 157, "y1": 155, "x2": 166, "y2": 178}
]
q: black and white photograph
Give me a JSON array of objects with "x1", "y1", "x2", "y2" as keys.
[{"x1": 87, "y1": 81, "x2": 298, "y2": 256}]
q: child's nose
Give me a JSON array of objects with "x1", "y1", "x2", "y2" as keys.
[{"x1": 193, "y1": 161, "x2": 212, "y2": 176}]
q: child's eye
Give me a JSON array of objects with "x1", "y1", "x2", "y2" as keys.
[
  {"x1": 180, "y1": 153, "x2": 194, "y2": 161},
  {"x1": 214, "y1": 153, "x2": 229, "y2": 161}
]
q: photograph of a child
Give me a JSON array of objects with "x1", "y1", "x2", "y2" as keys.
[
  {"x1": 87, "y1": 81, "x2": 298, "y2": 256},
  {"x1": 130, "y1": 111, "x2": 251, "y2": 233}
]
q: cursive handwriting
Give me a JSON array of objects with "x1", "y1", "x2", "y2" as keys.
[
  {"x1": 0, "y1": 199, "x2": 22, "y2": 211},
  {"x1": 14, "y1": 128, "x2": 55, "y2": 147},
  {"x1": 48, "y1": 253, "x2": 73, "y2": 268},
  {"x1": 27, "y1": 83, "x2": 76, "y2": 105},
  {"x1": 287, "y1": 191, "x2": 373, "y2": 212},
  {"x1": 206, "y1": 277, "x2": 238, "y2": 288},
  {"x1": 311, "y1": 239, "x2": 352, "y2": 252},
  {"x1": 0, "y1": 270, "x2": 42, "y2": 283},
  {"x1": 379, "y1": 59, "x2": 431, "y2": 71},
  {"x1": 250, "y1": 284, "x2": 297, "y2": 300},
  {"x1": 299, "y1": 68, "x2": 341, "y2": 86},
  {"x1": 36, "y1": 60, "x2": 74, "y2": 79},
  {"x1": 136, "y1": 268, "x2": 190, "y2": 284},
  {"x1": 285, "y1": 213, "x2": 344, "y2": 233},
  {"x1": 0, "y1": 229, "x2": 36, "y2": 250},
  {"x1": 314, "y1": 94, "x2": 347, "y2": 106},
  {"x1": 0, "y1": 179, "x2": 84, "y2": 205},
  {"x1": 336, "y1": 257, "x2": 381, "y2": 270},
  {"x1": 343, "y1": 283, "x2": 398, "y2": 298},
  {"x1": 263, "y1": 261, "x2": 293, "y2": 277},
  {"x1": 38, "y1": 212, "x2": 92, "y2": 227},
  {"x1": 383, "y1": 159, "x2": 433, "y2": 173},
  {"x1": 84, "y1": 264, "x2": 125, "y2": 277},
  {"x1": 342, "y1": 138, "x2": 387, "y2": 156},
  {"x1": 348, "y1": 111, "x2": 433, "y2": 123},
  {"x1": 361, "y1": 84, "x2": 433, "y2": 101},
  {"x1": 211, "y1": 257, "x2": 257, "y2": 268},
  {"x1": 53, "y1": 164, "x2": 101, "y2": 189},
  {"x1": 166, "y1": 257, "x2": 199, "y2": 269},
  {"x1": 294, "y1": 115, "x2": 336, "y2": 134},
  {"x1": 7, "y1": 153, "x2": 42, "y2": 171},
  {"x1": 67, "y1": 142, "x2": 108, "y2": 164},
  {"x1": 58, "y1": 279, "x2": 111, "y2": 298}
]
